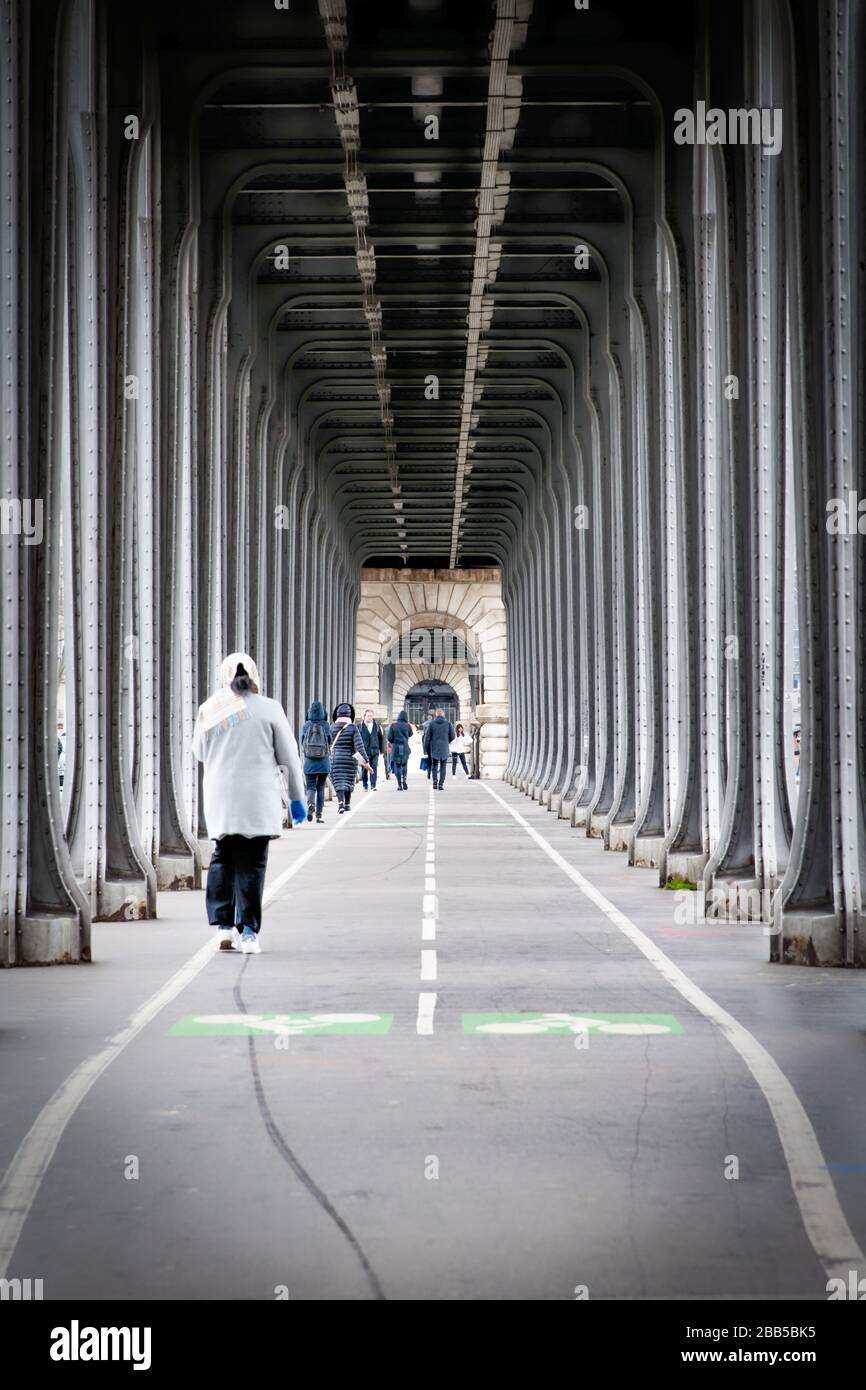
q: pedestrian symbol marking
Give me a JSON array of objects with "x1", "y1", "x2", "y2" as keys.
[
  {"x1": 169, "y1": 1012, "x2": 393, "y2": 1037},
  {"x1": 462, "y1": 1012, "x2": 683, "y2": 1036}
]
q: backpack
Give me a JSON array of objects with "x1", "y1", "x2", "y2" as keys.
[{"x1": 303, "y1": 721, "x2": 330, "y2": 760}]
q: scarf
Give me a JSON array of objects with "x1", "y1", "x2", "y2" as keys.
[{"x1": 196, "y1": 651, "x2": 261, "y2": 740}]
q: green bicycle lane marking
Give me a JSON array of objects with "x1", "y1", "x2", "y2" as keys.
[{"x1": 168, "y1": 1011, "x2": 682, "y2": 1037}]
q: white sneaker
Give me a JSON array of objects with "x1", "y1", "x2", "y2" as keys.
[
  {"x1": 239, "y1": 928, "x2": 262, "y2": 955},
  {"x1": 216, "y1": 928, "x2": 237, "y2": 951}
]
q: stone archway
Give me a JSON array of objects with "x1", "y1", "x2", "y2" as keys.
[
  {"x1": 402, "y1": 679, "x2": 462, "y2": 726},
  {"x1": 395, "y1": 669, "x2": 472, "y2": 719},
  {"x1": 355, "y1": 567, "x2": 509, "y2": 778}
]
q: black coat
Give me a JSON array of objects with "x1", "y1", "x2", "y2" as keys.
[
  {"x1": 387, "y1": 717, "x2": 413, "y2": 766},
  {"x1": 357, "y1": 720, "x2": 385, "y2": 760},
  {"x1": 329, "y1": 720, "x2": 365, "y2": 792},
  {"x1": 423, "y1": 715, "x2": 455, "y2": 761}
]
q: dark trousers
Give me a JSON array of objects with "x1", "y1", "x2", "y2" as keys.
[
  {"x1": 394, "y1": 761, "x2": 407, "y2": 788},
  {"x1": 362, "y1": 758, "x2": 378, "y2": 789},
  {"x1": 432, "y1": 757, "x2": 447, "y2": 788},
  {"x1": 206, "y1": 835, "x2": 270, "y2": 933},
  {"x1": 305, "y1": 772, "x2": 327, "y2": 816},
  {"x1": 451, "y1": 752, "x2": 469, "y2": 775}
]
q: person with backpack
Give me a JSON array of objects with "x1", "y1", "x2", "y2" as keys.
[
  {"x1": 330, "y1": 702, "x2": 370, "y2": 813},
  {"x1": 193, "y1": 652, "x2": 306, "y2": 955},
  {"x1": 387, "y1": 710, "x2": 413, "y2": 790},
  {"x1": 300, "y1": 699, "x2": 331, "y2": 822},
  {"x1": 358, "y1": 709, "x2": 385, "y2": 790}
]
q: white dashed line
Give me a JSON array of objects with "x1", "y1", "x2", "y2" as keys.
[
  {"x1": 417, "y1": 787, "x2": 438, "y2": 1029},
  {"x1": 416, "y1": 992, "x2": 437, "y2": 1035}
]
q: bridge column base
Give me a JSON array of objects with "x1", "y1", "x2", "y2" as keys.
[
  {"x1": 631, "y1": 834, "x2": 665, "y2": 868},
  {"x1": 664, "y1": 852, "x2": 708, "y2": 887},
  {"x1": 705, "y1": 875, "x2": 770, "y2": 922},
  {"x1": 15, "y1": 913, "x2": 88, "y2": 964},
  {"x1": 606, "y1": 821, "x2": 632, "y2": 853},
  {"x1": 776, "y1": 910, "x2": 864, "y2": 967},
  {"x1": 94, "y1": 879, "x2": 156, "y2": 921},
  {"x1": 156, "y1": 854, "x2": 201, "y2": 893}
]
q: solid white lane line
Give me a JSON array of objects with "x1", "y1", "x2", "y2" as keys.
[
  {"x1": 416, "y1": 992, "x2": 437, "y2": 1035},
  {"x1": 482, "y1": 781, "x2": 866, "y2": 1284},
  {"x1": 421, "y1": 950, "x2": 437, "y2": 982},
  {"x1": 0, "y1": 791, "x2": 375, "y2": 1278}
]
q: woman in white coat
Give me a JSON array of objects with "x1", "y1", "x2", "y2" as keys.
[{"x1": 193, "y1": 652, "x2": 305, "y2": 954}]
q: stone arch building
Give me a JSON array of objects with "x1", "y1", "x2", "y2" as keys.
[{"x1": 355, "y1": 569, "x2": 508, "y2": 777}]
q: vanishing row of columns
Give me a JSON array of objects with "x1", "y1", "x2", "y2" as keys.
[
  {"x1": 0, "y1": 0, "x2": 361, "y2": 961},
  {"x1": 504, "y1": 0, "x2": 865, "y2": 965}
]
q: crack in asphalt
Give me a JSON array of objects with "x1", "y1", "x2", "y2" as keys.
[{"x1": 233, "y1": 958, "x2": 387, "y2": 1301}]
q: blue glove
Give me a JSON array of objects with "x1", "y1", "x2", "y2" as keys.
[{"x1": 290, "y1": 799, "x2": 307, "y2": 826}]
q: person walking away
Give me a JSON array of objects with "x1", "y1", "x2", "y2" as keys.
[
  {"x1": 193, "y1": 652, "x2": 306, "y2": 955},
  {"x1": 358, "y1": 709, "x2": 385, "y2": 790},
  {"x1": 330, "y1": 702, "x2": 370, "y2": 813},
  {"x1": 450, "y1": 722, "x2": 471, "y2": 777},
  {"x1": 387, "y1": 710, "x2": 413, "y2": 789},
  {"x1": 421, "y1": 715, "x2": 433, "y2": 779},
  {"x1": 57, "y1": 722, "x2": 66, "y2": 789},
  {"x1": 424, "y1": 708, "x2": 456, "y2": 790},
  {"x1": 300, "y1": 699, "x2": 331, "y2": 822}
]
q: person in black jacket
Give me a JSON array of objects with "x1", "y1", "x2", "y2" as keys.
[
  {"x1": 423, "y1": 708, "x2": 456, "y2": 790},
  {"x1": 358, "y1": 709, "x2": 386, "y2": 790},
  {"x1": 330, "y1": 702, "x2": 370, "y2": 814},
  {"x1": 387, "y1": 710, "x2": 413, "y2": 790}
]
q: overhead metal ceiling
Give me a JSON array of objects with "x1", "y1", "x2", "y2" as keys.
[{"x1": 171, "y1": 0, "x2": 677, "y2": 567}]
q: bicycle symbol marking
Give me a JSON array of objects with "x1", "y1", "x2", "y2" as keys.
[
  {"x1": 170, "y1": 1012, "x2": 392, "y2": 1037},
  {"x1": 466, "y1": 1012, "x2": 679, "y2": 1036}
]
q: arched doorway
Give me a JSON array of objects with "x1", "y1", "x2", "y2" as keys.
[{"x1": 404, "y1": 680, "x2": 460, "y2": 727}]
